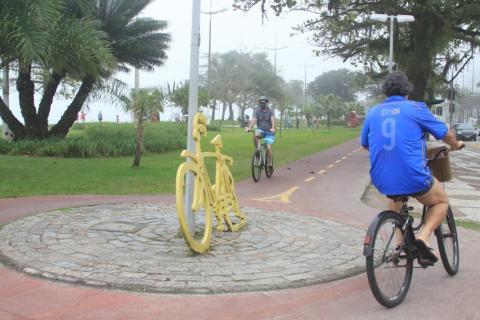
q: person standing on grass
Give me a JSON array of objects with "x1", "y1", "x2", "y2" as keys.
[{"x1": 98, "y1": 111, "x2": 103, "y2": 123}]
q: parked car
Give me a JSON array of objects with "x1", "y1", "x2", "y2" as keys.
[{"x1": 452, "y1": 123, "x2": 477, "y2": 141}]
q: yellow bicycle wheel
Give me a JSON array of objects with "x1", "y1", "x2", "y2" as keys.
[{"x1": 176, "y1": 161, "x2": 213, "y2": 253}]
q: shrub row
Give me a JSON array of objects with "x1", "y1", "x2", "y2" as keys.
[{"x1": 0, "y1": 122, "x2": 188, "y2": 158}]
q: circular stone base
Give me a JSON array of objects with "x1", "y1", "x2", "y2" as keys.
[{"x1": 0, "y1": 204, "x2": 365, "y2": 294}]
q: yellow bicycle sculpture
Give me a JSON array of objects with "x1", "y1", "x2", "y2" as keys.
[{"x1": 176, "y1": 113, "x2": 246, "y2": 253}]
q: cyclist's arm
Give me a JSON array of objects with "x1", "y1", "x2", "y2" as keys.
[
  {"x1": 442, "y1": 129, "x2": 463, "y2": 150},
  {"x1": 270, "y1": 115, "x2": 276, "y2": 132},
  {"x1": 246, "y1": 117, "x2": 257, "y2": 131},
  {"x1": 360, "y1": 117, "x2": 370, "y2": 150}
]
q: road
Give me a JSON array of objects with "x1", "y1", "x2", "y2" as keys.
[{"x1": 0, "y1": 139, "x2": 479, "y2": 319}]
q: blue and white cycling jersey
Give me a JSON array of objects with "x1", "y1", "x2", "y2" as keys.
[{"x1": 360, "y1": 96, "x2": 448, "y2": 196}]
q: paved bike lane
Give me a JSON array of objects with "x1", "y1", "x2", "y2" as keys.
[{"x1": 0, "y1": 139, "x2": 479, "y2": 319}]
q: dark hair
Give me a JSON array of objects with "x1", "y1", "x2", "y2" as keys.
[{"x1": 382, "y1": 71, "x2": 413, "y2": 97}]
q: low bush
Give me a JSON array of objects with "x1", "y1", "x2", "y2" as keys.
[{"x1": 0, "y1": 122, "x2": 188, "y2": 158}]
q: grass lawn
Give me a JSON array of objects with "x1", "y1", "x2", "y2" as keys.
[{"x1": 0, "y1": 126, "x2": 359, "y2": 198}]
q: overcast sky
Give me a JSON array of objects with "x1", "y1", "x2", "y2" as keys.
[{"x1": 3, "y1": 0, "x2": 479, "y2": 124}]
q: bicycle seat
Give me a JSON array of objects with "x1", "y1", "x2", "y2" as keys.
[{"x1": 387, "y1": 195, "x2": 409, "y2": 202}]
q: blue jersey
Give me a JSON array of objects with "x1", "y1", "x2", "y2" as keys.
[{"x1": 360, "y1": 96, "x2": 448, "y2": 196}]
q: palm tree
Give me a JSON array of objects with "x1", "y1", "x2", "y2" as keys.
[
  {"x1": 1, "y1": 0, "x2": 114, "y2": 138},
  {"x1": 0, "y1": 0, "x2": 170, "y2": 140},
  {"x1": 50, "y1": 0, "x2": 171, "y2": 137},
  {"x1": 122, "y1": 88, "x2": 165, "y2": 167},
  {"x1": 317, "y1": 94, "x2": 342, "y2": 128}
]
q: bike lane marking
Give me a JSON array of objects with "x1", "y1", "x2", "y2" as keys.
[
  {"x1": 252, "y1": 148, "x2": 359, "y2": 203},
  {"x1": 253, "y1": 186, "x2": 300, "y2": 203}
]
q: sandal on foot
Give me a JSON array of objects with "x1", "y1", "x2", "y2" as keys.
[{"x1": 415, "y1": 239, "x2": 438, "y2": 264}]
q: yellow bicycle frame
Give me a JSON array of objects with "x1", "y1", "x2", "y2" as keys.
[{"x1": 176, "y1": 113, "x2": 246, "y2": 253}]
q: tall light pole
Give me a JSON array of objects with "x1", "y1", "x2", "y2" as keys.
[
  {"x1": 201, "y1": 2, "x2": 230, "y2": 120},
  {"x1": 2, "y1": 65, "x2": 10, "y2": 140},
  {"x1": 370, "y1": 14, "x2": 415, "y2": 72},
  {"x1": 185, "y1": 0, "x2": 202, "y2": 233}
]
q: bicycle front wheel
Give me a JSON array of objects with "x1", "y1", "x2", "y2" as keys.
[
  {"x1": 176, "y1": 162, "x2": 213, "y2": 253},
  {"x1": 251, "y1": 150, "x2": 262, "y2": 182},
  {"x1": 366, "y1": 213, "x2": 413, "y2": 308},
  {"x1": 435, "y1": 205, "x2": 459, "y2": 275}
]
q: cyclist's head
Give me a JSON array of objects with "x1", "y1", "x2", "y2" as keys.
[
  {"x1": 382, "y1": 71, "x2": 413, "y2": 97},
  {"x1": 258, "y1": 96, "x2": 269, "y2": 109}
]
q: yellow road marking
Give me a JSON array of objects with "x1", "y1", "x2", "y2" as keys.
[
  {"x1": 253, "y1": 186, "x2": 299, "y2": 203},
  {"x1": 304, "y1": 177, "x2": 315, "y2": 182},
  {"x1": 318, "y1": 170, "x2": 327, "y2": 174},
  {"x1": 327, "y1": 164, "x2": 335, "y2": 169},
  {"x1": 341, "y1": 156, "x2": 347, "y2": 160},
  {"x1": 335, "y1": 159, "x2": 342, "y2": 164}
]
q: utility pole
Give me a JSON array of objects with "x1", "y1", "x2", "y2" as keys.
[
  {"x1": 299, "y1": 58, "x2": 314, "y2": 129},
  {"x1": 265, "y1": 34, "x2": 287, "y2": 135},
  {"x1": 264, "y1": 34, "x2": 287, "y2": 76}
]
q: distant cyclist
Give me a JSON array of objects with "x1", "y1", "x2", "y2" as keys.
[
  {"x1": 245, "y1": 96, "x2": 276, "y2": 171},
  {"x1": 361, "y1": 71, "x2": 463, "y2": 265}
]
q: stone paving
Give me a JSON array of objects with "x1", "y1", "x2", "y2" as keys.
[
  {"x1": 446, "y1": 144, "x2": 480, "y2": 222},
  {"x1": 0, "y1": 204, "x2": 365, "y2": 294}
]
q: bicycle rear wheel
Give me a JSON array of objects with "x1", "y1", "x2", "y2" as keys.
[
  {"x1": 366, "y1": 213, "x2": 413, "y2": 308},
  {"x1": 265, "y1": 154, "x2": 274, "y2": 177},
  {"x1": 176, "y1": 162, "x2": 213, "y2": 253},
  {"x1": 435, "y1": 205, "x2": 459, "y2": 275},
  {"x1": 251, "y1": 150, "x2": 262, "y2": 182}
]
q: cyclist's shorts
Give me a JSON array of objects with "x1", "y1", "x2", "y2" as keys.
[
  {"x1": 386, "y1": 176, "x2": 434, "y2": 201},
  {"x1": 255, "y1": 129, "x2": 275, "y2": 145}
]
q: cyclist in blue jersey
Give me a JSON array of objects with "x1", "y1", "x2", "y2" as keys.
[
  {"x1": 361, "y1": 71, "x2": 463, "y2": 265},
  {"x1": 245, "y1": 96, "x2": 276, "y2": 170}
]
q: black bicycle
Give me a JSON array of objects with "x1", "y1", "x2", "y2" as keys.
[
  {"x1": 363, "y1": 146, "x2": 460, "y2": 308},
  {"x1": 248, "y1": 131, "x2": 274, "y2": 182}
]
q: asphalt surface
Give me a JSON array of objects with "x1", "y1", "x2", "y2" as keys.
[{"x1": 0, "y1": 139, "x2": 479, "y2": 320}]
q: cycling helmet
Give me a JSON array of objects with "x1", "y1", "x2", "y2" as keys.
[{"x1": 258, "y1": 96, "x2": 269, "y2": 103}]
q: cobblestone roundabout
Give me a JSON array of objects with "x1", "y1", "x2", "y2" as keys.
[{"x1": 0, "y1": 204, "x2": 365, "y2": 294}]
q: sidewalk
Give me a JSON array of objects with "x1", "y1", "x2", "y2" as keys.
[{"x1": 0, "y1": 139, "x2": 479, "y2": 320}]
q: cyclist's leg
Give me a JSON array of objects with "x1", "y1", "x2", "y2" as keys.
[
  {"x1": 266, "y1": 144, "x2": 272, "y2": 165},
  {"x1": 415, "y1": 177, "x2": 449, "y2": 246},
  {"x1": 264, "y1": 133, "x2": 275, "y2": 166},
  {"x1": 387, "y1": 199, "x2": 404, "y2": 247},
  {"x1": 254, "y1": 129, "x2": 263, "y2": 148}
]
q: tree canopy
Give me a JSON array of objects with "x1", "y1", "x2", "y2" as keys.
[
  {"x1": 308, "y1": 69, "x2": 363, "y2": 102},
  {"x1": 234, "y1": 0, "x2": 480, "y2": 101},
  {"x1": 208, "y1": 51, "x2": 283, "y2": 120}
]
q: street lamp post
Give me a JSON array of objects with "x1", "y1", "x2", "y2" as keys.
[
  {"x1": 185, "y1": 0, "x2": 202, "y2": 234},
  {"x1": 201, "y1": 3, "x2": 230, "y2": 120},
  {"x1": 370, "y1": 13, "x2": 415, "y2": 72}
]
